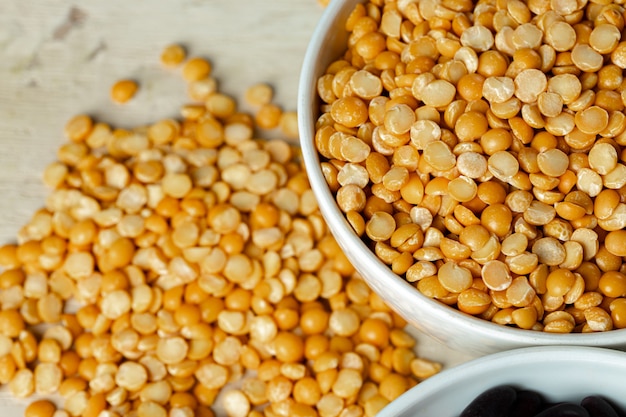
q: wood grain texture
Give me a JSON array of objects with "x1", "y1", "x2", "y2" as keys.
[
  {"x1": 0, "y1": 0, "x2": 476, "y2": 414},
  {"x1": 0, "y1": 0, "x2": 321, "y2": 241}
]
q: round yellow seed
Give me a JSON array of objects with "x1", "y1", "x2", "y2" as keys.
[
  {"x1": 182, "y1": 57, "x2": 212, "y2": 82},
  {"x1": 24, "y1": 399, "x2": 56, "y2": 417},
  {"x1": 160, "y1": 44, "x2": 186, "y2": 67},
  {"x1": 110, "y1": 80, "x2": 138, "y2": 104}
]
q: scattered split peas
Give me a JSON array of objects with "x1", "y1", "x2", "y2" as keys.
[
  {"x1": 0, "y1": 43, "x2": 442, "y2": 417},
  {"x1": 244, "y1": 83, "x2": 300, "y2": 141},
  {"x1": 316, "y1": 0, "x2": 626, "y2": 333}
]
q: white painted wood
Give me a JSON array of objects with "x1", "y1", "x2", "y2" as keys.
[{"x1": 0, "y1": 0, "x2": 476, "y2": 414}]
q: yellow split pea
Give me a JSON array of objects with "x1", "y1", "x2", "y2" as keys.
[{"x1": 110, "y1": 79, "x2": 138, "y2": 103}]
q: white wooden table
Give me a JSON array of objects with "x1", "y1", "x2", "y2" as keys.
[{"x1": 0, "y1": 1, "x2": 476, "y2": 414}]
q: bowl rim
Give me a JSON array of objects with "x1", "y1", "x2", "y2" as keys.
[
  {"x1": 297, "y1": 0, "x2": 626, "y2": 347},
  {"x1": 377, "y1": 345, "x2": 626, "y2": 416}
]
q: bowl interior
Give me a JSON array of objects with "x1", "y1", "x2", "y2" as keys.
[
  {"x1": 297, "y1": 0, "x2": 626, "y2": 354},
  {"x1": 378, "y1": 346, "x2": 626, "y2": 417}
]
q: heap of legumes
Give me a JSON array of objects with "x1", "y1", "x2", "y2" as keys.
[
  {"x1": 314, "y1": 0, "x2": 626, "y2": 333},
  {"x1": 0, "y1": 44, "x2": 441, "y2": 417}
]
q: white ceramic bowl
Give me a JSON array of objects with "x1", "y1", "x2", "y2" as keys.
[
  {"x1": 297, "y1": 0, "x2": 626, "y2": 354},
  {"x1": 378, "y1": 345, "x2": 626, "y2": 416}
]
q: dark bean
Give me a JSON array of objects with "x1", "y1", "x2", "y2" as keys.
[
  {"x1": 459, "y1": 385, "x2": 517, "y2": 417},
  {"x1": 534, "y1": 403, "x2": 591, "y2": 417},
  {"x1": 581, "y1": 396, "x2": 621, "y2": 417},
  {"x1": 510, "y1": 389, "x2": 545, "y2": 417}
]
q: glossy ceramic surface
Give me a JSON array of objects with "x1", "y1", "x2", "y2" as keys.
[{"x1": 378, "y1": 346, "x2": 626, "y2": 416}]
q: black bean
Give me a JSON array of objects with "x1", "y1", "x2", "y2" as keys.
[
  {"x1": 509, "y1": 389, "x2": 545, "y2": 417},
  {"x1": 459, "y1": 385, "x2": 517, "y2": 417},
  {"x1": 534, "y1": 403, "x2": 591, "y2": 417},
  {"x1": 581, "y1": 396, "x2": 621, "y2": 417}
]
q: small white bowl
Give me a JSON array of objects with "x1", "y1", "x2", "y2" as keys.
[
  {"x1": 378, "y1": 346, "x2": 626, "y2": 416},
  {"x1": 297, "y1": 0, "x2": 626, "y2": 354}
]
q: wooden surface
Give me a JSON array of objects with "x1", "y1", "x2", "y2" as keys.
[{"x1": 0, "y1": 0, "x2": 476, "y2": 414}]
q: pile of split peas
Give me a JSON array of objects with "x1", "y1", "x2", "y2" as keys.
[
  {"x1": 0, "y1": 38, "x2": 442, "y2": 417},
  {"x1": 315, "y1": 0, "x2": 626, "y2": 333}
]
